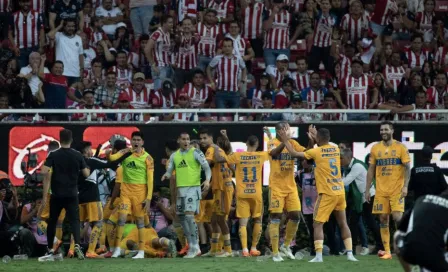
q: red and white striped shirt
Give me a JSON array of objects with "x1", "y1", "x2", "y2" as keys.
[
  {"x1": 408, "y1": 104, "x2": 436, "y2": 120},
  {"x1": 338, "y1": 54, "x2": 351, "y2": 81},
  {"x1": 150, "y1": 27, "x2": 172, "y2": 67},
  {"x1": 404, "y1": 49, "x2": 432, "y2": 69},
  {"x1": 340, "y1": 74, "x2": 373, "y2": 109},
  {"x1": 197, "y1": 23, "x2": 220, "y2": 57},
  {"x1": 221, "y1": 34, "x2": 251, "y2": 57},
  {"x1": 370, "y1": 0, "x2": 397, "y2": 26},
  {"x1": 175, "y1": 35, "x2": 198, "y2": 70},
  {"x1": 242, "y1": 2, "x2": 264, "y2": 40},
  {"x1": 266, "y1": 65, "x2": 292, "y2": 88},
  {"x1": 434, "y1": 46, "x2": 448, "y2": 68},
  {"x1": 88, "y1": 29, "x2": 108, "y2": 48},
  {"x1": 250, "y1": 88, "x2": 264, "y2": 109},
  {"x1": 340, "y1": 14, "x2": 369, "y2": 43},
  {"x1": 383, "y1": 65, "x2": 405, "y2": 92},
  {"x1": 209, "y1": 54, "x2": 246, "y2": 92},
  {"x1": 293, "y1": 71, "x2": 310, "y2": 91},
  {"x1": 302, "y1": 87, "x2": 328, "y2": 109},
  {"x1": 123, "y1": 86, "x2": 151, "y2": 109},
  {"x1": 313, "y1": 13, "x2": 336, "y2": 47},
  {"x1": 72, "y1": 105, "x2": 106, "y2": 120},
  {"x1": 127, "y1": 51, "x2": 148, "y2": 68},
  {"x1": 109, "y1": 66, "x2": 132, "y2": 89},
  {"x1": 150, "y1": 90, "x2": 175, "y2": 109},
  {"x1": 178, "y1": 0, "x2": 198, "y2": 22},
  {"x1": 206, "y1": 0, "x2": 235, "y2": 34},
  {"x1": 264, "y1": 9, "x2": 291, "y2": 49},
  {"x1": 288, "y1": 0, "x2": 305, "y2": 13},
  {"x1": 173, "y1": 112, "x2": 193, "y2": 122},
  {"x1": 181, "y1": 83, "x2": 211, "y2": 108},
  {"x1": 416, "y1": 11, "x2": 435, "y2": 31},
  {"x1": 0, "y1": 0, "x2": 10, "y2": 13},
  {"x1": 426, "y1": 86, "x2": 448, "y2": 108},
  {"x1": 30, "y1": 0, "x2": 45, "y2": 14},
  {"x1": 12, "y1": 10, "x2": 42, "y2": 49}
]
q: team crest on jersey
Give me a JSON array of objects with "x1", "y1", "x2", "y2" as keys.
[{"x1": 392, "y1": 150, "x2": 396, "y2": 156}]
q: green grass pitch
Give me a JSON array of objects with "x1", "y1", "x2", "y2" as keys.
[{"x1": 0, "y1": 255, "x2": 403, "y2": 272}]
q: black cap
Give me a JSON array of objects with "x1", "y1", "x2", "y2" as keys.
[
  {"x1": 83, "y1": 90, "x2": 94, "y2": 96},
  {"x1": 292, "y1": 93, "x2": 302, "y2": 102},
  {"x1": 261, "y1": 91, "x2": 273, "y2": 100},
  {"x1": 163, "y1": 80, "x2": 174, "y2": 90},
  {"x1": 422, "y1": 146, "x2": 434, "y2": 160},
  {"x1": 261, "y1": 72, "x2": 269, "y2": 79}
]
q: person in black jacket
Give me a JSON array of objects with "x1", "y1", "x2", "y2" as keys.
[
  {"x1": 409, "y1": 146, "x2": 448, "y2": 201},
  {"x1": 76, "y1": 141, "x2": 131, "y2": 259}
]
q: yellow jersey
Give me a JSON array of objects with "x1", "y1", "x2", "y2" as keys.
[
  {"x1": 225, "y1": 151, "x2": 269, "y2": 199},
  {"x1": 115, "y1": 166, "x2": 123, "y2": 184},
  {"x1": 268, "y1": 138, "x2": 305, "y2": 192},
  {"x1": 206, "y1": 146, "x2": 230, "y2": 191},
  {"x1": 304, "y1": 144, "x2": 345, "y2": 196},
  {"x1": 369, "y1": 140, "x2": 410, "y2": 196}
]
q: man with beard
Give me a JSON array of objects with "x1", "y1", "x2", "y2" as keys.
[
  {"x1": 365, "y1": 121, "x2": 411, "y2": 260},
  {"x1": 123, "y1": 73, "x2": 151, "y2": 109}
]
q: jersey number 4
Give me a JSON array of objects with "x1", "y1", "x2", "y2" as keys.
[
  {"x1": 329, "y1": 158, "x2": 338, "y2": 176},
  {"x1": 242, "y1": 167, "x2": 257, "y2": 183}
]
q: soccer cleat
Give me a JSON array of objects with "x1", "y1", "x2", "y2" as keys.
[
  {"x1": 167, "y1": 240, "x2": 178, "y2": 258},
  {"x1": 377, "y1": 250, "x2": 386, "y2": 257},
  {"x1": 360, "y1": 247, "x2": 369, "y2": 256},
  {"x1": 272, "y1": 254, "x2": 284, "y2": 262},
  {"x1": 309, "y1": 256, "x2": 323, "y2": 263},
  {"x1": 96, "y1": 246, "x2": 107, "y2": 255},
  {"x1": 67, "y1": 250, "x2": 74, "y2": 258},
  {"x1": 215, "y1": 251, "x2": 232, "y2": 258},
  {"x1": 347, "y1": 254, "x2": 359, "y2": 262},
  {"x1": 38, "y1": 249, "x2": 55, "y2": 262},
  {"x1": 74, "y1": 244, "x2": 85, "y2": 260},
  {"x1": 184, "y1": 248, "x2": 200, "y2": 259},
  {"x1": 279, "y1": 244, "x2": 295, "y2": 260},
  {"x1": 201, "y1": 251, "x2": 215, "y2": 257},
  {"x1": 86, "y1": 252, "x2": 104, "y2": 259},
  {"x1": 132, "y1": 250, "x2": 145, "y2": 259},
  {"x1": 250, "y1": 249, "x2": 261, "y2": 257},
  {"x1": 380, "y1": 252, "x2": 392, "y2": 260},
  {"x1": 242, "y1": 250, "x2": 250, "y2": 257},
  {"x1": 178, "y1": 244, "x2": 189, "y2": 256},
  {"x1": 102, "y1": 251, "x2": 113, "y2": 258},
  {"x1": 111, "y1": 247, "x2": 122, "y2": 258}
]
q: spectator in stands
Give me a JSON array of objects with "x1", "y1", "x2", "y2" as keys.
[
  {"x1": 81, "y1": 33, "x2": 96, "y2": 76},
  {"x1": 426, "y1": 71, "x2": 448, "y2": 108},
  {"x1": 315, "y1": 92, "x2": 341, "y2": 121},
  {"x1": 87, "y1": 17, "x2": 109, "y2": 49},
  {"x1": 266, "y1": 54, "x2": 292, "y2": 90},
  {"x1": 172, "y1": 92, "x2": 194, "y2": 122},
  {"x1": 128, "y1": 35, "x2": 150, "y2": 77},
  {"x1": 197, "y1": 9, "x2": 220, "y2": 71},
  {"x1": 0, "y1": 180, "x2": 19, "y2": 257},
  {"x1": 383, "y1": 51, "x2": 406, "y2": 93},
  {"x1": 94, "y1": 71, "x2": 121, "y2": 108},
  {"x1": 370, "y1": 0, "x2": 398, "y2": 49},
  {"x1": 420, "y1": 61, "x2": 435, "y2": 88},
  {"x1": 0, "y1": 1, "x2": 11, "y2": 42},
  {"x1": 180, "y1": 69, "x2": 211, "y2": 109},
  {"x1": 20, "y1": 195, "x2": 47, "y2": 257},
  {"x1": 340, "y1": 0, "x2": 369, "y2": 44},
  {"x1": 72, "y1": 90, "x2": 106, "y2": 121},
  {"x1": 423, "y1": 16, "x2": 447, "y2": 50},
  {"x1": 293, "y1": 57, "x2": 311, "y2": 91},
  {"x1": 112, "y1": 23, "x2": 131, "y2": 52},
  {"x1": 173, "y1": 17, "x2": 199, "y2": 89},
  {"x1": 149, "y1": 4, "x2": 164, "y2": 34},
  {"x1": 177, "y1": 0, "x2": 199, "y2": 24},
  {"x1": 9, "y1": 0, "x2": 45, "y2": 68},
  {"x1": 206, "y1": 0, "x2": 235, "y2": 35},
  {"x1": 114, "y1": 91, "x2": 136, "y2": 121},
  {"x1": 48, "y1": 19, "x2": 84, "y2": 86},
  {"x1": 301, "y1": 72, "x2": 329, "y2": 109},
  {"x1": 146, "y1": 15, "x2": 174, "y2": 90},
  {"x1": 0, "y1": 92, "x2": 14, "y2": 122},
  {"x1": 398, "y1": 72, "x2": 423, "y2": 105},
  {"x1": 49, "y1": 0, "x2": 84, "y2": 31},
  {"x1": 109, "y1": 50, "x2": 132, "y2": 89},
  {"x1": 296, "y1": 0, "x2": 316, "y2": 45},
  {"x1": 282, "y1": 92, "x2": 311, "y2": 122},
  {"x1": 130, "y1": 0, "x2": 157, "y2": 40},
  {"x1": 19, "y1": 52, "x2": 49, "y2": 98},
  {"x1": 122, "y1": 72, "x2": 151, "y2": 109},
  {"x1": 84, "y1": 58, "x2": 105, "y2": 91},
  {"x1": 373, "y1": 73, "x2": 392, "y2": 107},
  {"x1": 403, "y1": 34, "x2": 432, "y2": 71},
  {"x1": 247, "y1": 72, "x2": 271, "y2": 109},
  {"x1": 9, "y1": 76, "x2": 44, "y2": 110},
  {"x1": 95, "y1": 40, "x2": 116, "y2": 69},
  {"x1": 95, "y1": 0, "x2": 124, "y2": 38},
  {"x1": 207, "y1": 38, "x2": 246, "y2": 111},
  {"x1": 416, "y1": 0, "x2": 436, "y2": 32},
  {"x1": 82, "y1": 1, "x2": 93, "y2": 31},
  {"x1": 437, "y1": 95, "x2": 448, "y2": 120},
  {"x1": 387, "y1": 0, "x2": 415, "y2": 42},
  {"x1": 275, "y1": 77, "x2": 294, "y2": 109},
  {"x1": 151, "y1": 80, "x2": 175, "y2": 109},
  {"x1": 241, "y1": 0, "x2": 265, "y2": 58},
  {"x1": 405, "y1": 90, "x2": 436, "y2": 121}
]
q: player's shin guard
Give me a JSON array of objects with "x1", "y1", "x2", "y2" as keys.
[
  {"x1": 284, "y1": 219, "x2": 299, "y2": 246},
  {"x1": 314, "y1": 240, "x2": 324, "y2": 257},
  {"x1": 269, "y1": 219, "x2": 281, "y2": 255},
  {"x1": 380, "y1": 224, "x2": 391, "y2": 253},
  {"x1": 185, "y1": 214, "x2": 199, "y2": 248},
  {"x1": 173, "y1": 222, "x2": 187, "y2": 248},
  {"x1": 211, "y1": 233, "x2": 220, "y2": 253},
  {"x1": 251, "y1": 222, "x2": 262, "y2": 250},
  {"x1": 239, "y1": 226, "x2": 248, "y2": 250},
  {"x1": 88, "y1": 223, "x2": 102, "y2": 253}
]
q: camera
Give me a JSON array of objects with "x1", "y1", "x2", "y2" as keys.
[
  {"x1": 20, "y1": 149, "x2": 44, "y2": 204},
  {"x1": 0, "y1": 177, "x2": 12, "y2": 202}
]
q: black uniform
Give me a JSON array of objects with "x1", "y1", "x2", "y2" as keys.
[
  {"x1": 396, "y1": 194, "x2": 448, "y2": 272},
  {"x1": 409, "y1": 163, "x2": 448, "y2": 200},
  {"x1": 44, "y1": 147, "x2": 87, "y2": 248}
]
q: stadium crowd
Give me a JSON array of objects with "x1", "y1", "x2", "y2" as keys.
[{"x1": 0, "y1": 0, "x2": 446, "y2": 122}]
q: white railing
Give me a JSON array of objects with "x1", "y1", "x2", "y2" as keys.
[{"x1": 2, "y1": 108, "x2": 448, "y2": 122}]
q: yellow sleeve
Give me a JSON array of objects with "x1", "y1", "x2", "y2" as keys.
[
  {"x1": 291, "y1": 140, "x2": 306, "y2": 152},
  {"x1": 109, "y1": 149, "x2": 128, "y2": 162},
  {"x1": 369, "y1": 145, "x2": 377, "y2": 165},
  {"x1": 205, "y1": 147, "x2": 215, "y2": 163},
  {"x1": 226, "y1": 153, "x2": 239, "y2": 164},
  {"x1": 261, "y1": 151, "x2": 270, "y2": 162},
  {"x1": 400, "y1": 144, "x2": 411, "y2": 164},
  {"x1": 304, "y1": 148, "x2": 317, "y2": 161},
  {"x1": 115, "y1": 166, "x2": 123, "y2": 183},
  {"x1": 267, "y1": 139, "x2": 276, "y2": 151},
  {"x1": 146, "y1": 155, "x2": 154, "y2": 200}
]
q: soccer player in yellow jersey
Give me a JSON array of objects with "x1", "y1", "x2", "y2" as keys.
[
  {"x1": 266, "y1": 122, "x2": 307, "y2": 262},
  {"x1": 365, "y1": 121, "x2": 411, "y2": 260},
  {"x1": 200, "y1": 128, "x2": 234, "y2": 257},
  {"x1": 221, "y1": 133, "x2": 269, "y2": 257},
  {"x1": 278, "y1": 127, "x2": 358, "y2": 263},
  {"x1": 111, "y1": 131, "x2": 154, "y2": 259}
]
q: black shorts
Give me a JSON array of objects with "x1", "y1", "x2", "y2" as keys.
[{"x1": 396, "y1": 233, "x2": 448, "y2": 272}]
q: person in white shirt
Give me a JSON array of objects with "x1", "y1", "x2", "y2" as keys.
[
  {"x1": 340, "y1": 148, "x2": 384, "y2": 255},
  {"x1": 19, "y1": 52, "x2": 49, "y2": 97},
  {"x1": 95, "y1": 0, "x2": 124, "y2": 36},
  {"x1": 48, "y1": 18, "x2": 84, "y2": 86}
]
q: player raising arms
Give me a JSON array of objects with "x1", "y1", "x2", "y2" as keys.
[
  {"x1": 219, "y1": 131, "x2": 269, "y2": 257},
  {"x1": 365, "y1": 121, "x2": 411, "y2": 260},
  {"x1": 277, "y1": 127, "x2": 358, "y2": 263},
  {"x1": 111, "y1": 131, "x2": 154, "y2": 259},
  {"x1": 162, "y1": 132, "x2": 211, "y2": 258},
  {"x1": 266, "y1": 122, "x2": 312, "y2": 262}
]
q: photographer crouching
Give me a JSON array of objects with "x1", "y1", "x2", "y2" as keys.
[{"x1": 0, "y1": 172, "x2": 20, "y2": 257}]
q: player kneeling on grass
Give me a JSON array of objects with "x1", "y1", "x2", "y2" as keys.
[
  {"x1": 394, "y1": 189, "x2": 448, "y2": 272},
  {"x1": 277, "y1": 127, "x2": 358, "y2": 263}
]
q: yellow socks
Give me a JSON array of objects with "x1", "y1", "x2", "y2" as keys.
[
  {"x1": 314, "y1": 240, "x2": 324, "y2": 253},
  {"x1": 251, "y1": 222, "x2": 262, "y2": 250},
  {"x1": 269, "y1": 219, "x2": 280, "y2": 255},
  {"x1": 343, "y1": 238, "x2": 353, "y2": 252},
  {"x1": 239, "y1": 226, "x2": 248, "y2": 250},
  {"x1": 69, "y1": 236, "x2": 75, "y2": 251},
  {"x1": 380, "y1": 224, "x2": 391, "y2": 253},
  {"x1": 223, "y1": 234, "x2": 232, "y2": 253},
  {"x1": 218, "y1": 234, "x2": 224, "y2": 251},
  {"x1": 284, "y1": 220, "x2": 299, "y2": 246},
  {"x1": 115, "y1": 223, "x2": 124, "y2": 248},
  {"x1": 87, "y1": 225, "x2": 101, "y2": 253},
  {"x1": 55, "y1": 225, "x2": 63, "y2": 241},
  {"x1": 99, "y1": 224, "x2": 106, "y2": 248},
  {"x1": 211, "y1": 233, "x2": 220, "y2": 253}
]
